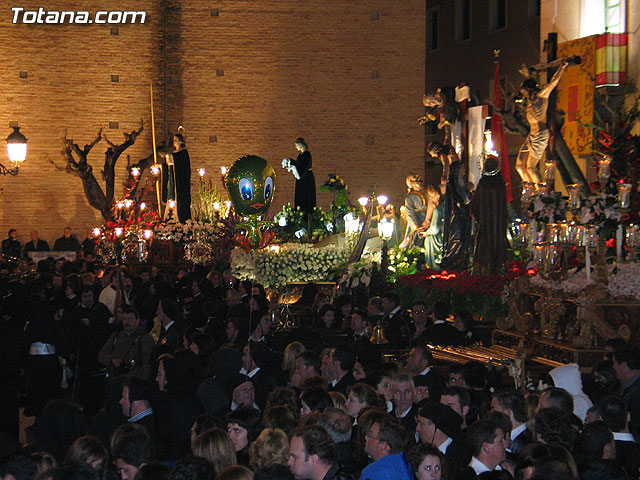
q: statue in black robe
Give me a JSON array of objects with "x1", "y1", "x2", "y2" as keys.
[
  {"x1": 162, "y1": 128, "x2": 191, "y2": 223},
  {"x1": 282, "y1": 137, "x2": 316, "y2": 215},
  {"x1": 471, "y1": 157, "x2": 507, "y2": 275}
]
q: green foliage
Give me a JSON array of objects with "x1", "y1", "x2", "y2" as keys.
[
  {"x1": 194, "y1": 179, "x2": 226, "y2": 223},
  {"x1": 273, "y1": 204, "x2": 334, "y2": 243},
  {"x1": 388, "y1": 246, "x2": 425, "y2": 282}
]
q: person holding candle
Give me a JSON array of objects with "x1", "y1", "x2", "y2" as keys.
[{"x1": 282, "y1": 137, "x2": 316, "y2": 216}]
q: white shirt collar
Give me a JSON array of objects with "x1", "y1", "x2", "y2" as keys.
[
  {"x1": 511, "y1": 423, "x2": 527, "y2": 441},
  {"x1": 438, "y1": 436, "x2": 453, "y2": 454},
  {"x1": 419, "y1": 366, "x2": 431, "y2": 376},
  {"x1": 391, "y1": 306, "x2": 402, "y2": 315},
  {"x1": 469, "y1": 457, "x2": 501, "y2": 475},
  {"x1": 164, "y1": 320, "x2": 175, "y2": 331},
  {"x1": 613, "y1": 431, "x2": 636, "y2": 442},
  {"x1": 396, "y1": 406, "x2": 412, "y2": 418},
  {"x1": 239, "y1": 366, "x2": 260, "y2": 378}
]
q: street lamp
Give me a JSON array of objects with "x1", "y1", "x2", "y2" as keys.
[{"x1": 3, "y1": 126, "x2": 27, "y2": 175}]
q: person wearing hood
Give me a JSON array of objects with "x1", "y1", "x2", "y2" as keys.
[
  {"x1": 548, "y1": 363, "x2": 593, "y2": 422},
  {"x1": 416, "y1": 400, "x2": 471, "y2": 478}
]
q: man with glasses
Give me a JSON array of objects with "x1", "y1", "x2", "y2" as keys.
[{"x1": 362, "y1": 416, "x2": 413, "y2": 480}]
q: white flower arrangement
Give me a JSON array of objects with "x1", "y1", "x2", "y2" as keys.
[
  {"x1": 230, "y1": 243, "x2": 349, "y2": 287},
  {"x1": 578, "y1": 192, "x2": 623, "y2": 228},
  {"x1": 608, "y1": 263, "x2": 640, "y2": 301},
  {"x1": 529, "y1": 267, "x2": 596, "y2": 293},
  {"x1": 338, "y1": 251, "x2": 382, "y2": 288},
  {"x1": 154, "y1": 219, "x2": 222, "y2": 242}
]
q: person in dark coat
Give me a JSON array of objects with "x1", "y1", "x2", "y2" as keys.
[
  {"x1": 156, "y1": 298, "x2": 183, "y2": 356},
  {"x1": 23, "y1": 230, "x2": 49, "y2": 257},
  {"x1": 421, "y1": 300, "x2": 459, "y2": 347},
  {"x1": 576, "y1": 421, "x2": 627, "y2": 480},
  {"x1": 154, "y1": 352, "x2": 204, "y2": 461},
  {"x1": 53, "y1": 226, "x2": 81, "y2": 251},
  {"x1": 1, "y1": 229, "x2": 21, "y2": 258},
  {"x1": 282, "y1": 137, "x2": 316, "y2": 215}
]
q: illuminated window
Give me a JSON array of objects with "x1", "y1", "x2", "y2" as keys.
[{"x1": 581, "y1": 0, "x2": 626, "y2": 36}]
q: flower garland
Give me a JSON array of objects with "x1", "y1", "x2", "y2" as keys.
[
  {"x1": 526, "y1": 192, "x2": 567, "y2": 224},
  {"x1": 231, "y1": 243, "x2": 349, "y2": 287}
]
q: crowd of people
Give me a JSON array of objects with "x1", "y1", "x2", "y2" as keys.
[{"x1": 0, "y1": 253, "x2": 639, "y2": 480}]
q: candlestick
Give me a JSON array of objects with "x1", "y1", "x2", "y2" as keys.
[
  {"x1": 617, "y1": 225, "x2": 623, "y2": 264},
  {"x1": 598, "y1": 156, "x2": 611, "y2": 185},
  {"x1": 585, "y1": 245, "x2": 591, "y2": 283},
  {"x1": 618, "y1": 183, "x2": 632, "y2": 209},
  {"x1": 567, "y1": 184, "x2": 582, "y2": 210},
  {"x1": 544, "y1": 161, "x2": 556, "y2": 184}
]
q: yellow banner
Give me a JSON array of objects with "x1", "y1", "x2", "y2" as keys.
[{"x1": 558, "y1": 35, "x2": 596, "y2": 156}]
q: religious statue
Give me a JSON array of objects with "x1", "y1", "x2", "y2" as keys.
[
  {"x1": 162, "y1": 126, "x2": 191, "y2": 223},
  {"x1": 515, "y1": 60, "x2": 568, "y2": 186}
]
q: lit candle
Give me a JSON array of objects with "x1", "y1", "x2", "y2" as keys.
[
  {"x1": 198, "y1": 168, "x2": 206, "y2": 177},
  {"x1": 143, "y1": 229, "x2": 153, "y2": 240},
  {"x1": 130, "y1": 167, "x2": 141, "y2": 177},
  {"x1": 598, "y1": 156, "x2": 611, "y2": 184},
  {"x1": 221, "y1": 166, "x2": 227, "y2": 175},
  {"x1": 150, "y1": 165, "x2": 161, "y2": 176},
  {"x1": 92, "y1": 228, "x2": 102, "y2": 237},
  {"x1": 618, "y1": 183, "x2": 632, "y2": 209},
  {"x1": 168, "y1": 200, "x2": 176, "y2": 208},
  {"x1": 115, "y1": 227, "x2": 123, "y2": 236},
  {"x1": 140, "y1": 202, "x2": 146, "y2": 210},
  {"x1": 544, "y1": 161, "x2": 556, "y2": 183},
  {"x1": 567, "y1": 184, "x2": 581, "y2": 210}
]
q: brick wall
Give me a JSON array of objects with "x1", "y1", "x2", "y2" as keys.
[{"x1": 0, "y1": 1, "x2": 425, "y2": 247}]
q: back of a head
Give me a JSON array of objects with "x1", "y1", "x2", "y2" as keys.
[
  {"x1": 376, "y1": 416, "x2": 409, "y2": 454},
  {"x1": 432, "y1": 301, "x2": 449, "y2": 321},
  {"x1": 542, "y1": 388, "x2": 574, "y2": 416},
  {"x1": 124, "y1": 377, "x2": 152, "y2": 403},
  {"x1": 317, "y1": 407, "x2": 353, "y2": 444},
  {"x1": 41, "y1": 462, "x2": 101, "y2": 480},
  {"x1": 597, "y1": 394, "x2": 627, "y2": 432},
  {"x1": 294, "y1": 425, "x2": 337, "y2": 466},
  {"x1": 0, "y1": 453, "x2": 38, "y2": 480},
  {"x1": 493, "y1": 390, "x2": 527, "y2": 424},
  {"x1": 110, "y1": 423, "x2": 153, "y2": 468},
  {"x1": 172, "y1": 455, "x2": 215, "y2": 480},
  {"x1": 192, "y1": 428, "x2": 236, "y2": 475},
  {"x1": 216, "y1": 465, "x2": 255, "y2": 480},
  {"x1": 534, "y1": 408, "x2": 577, "y2": 453},
  {"x1": 331, "y1": 347, "x2": 355, "y2": 372},
  {"x1": 249, "y1": 428, "x2": 289, "y2": 472},
  {"x1": 577, "y1": 421, "x2": 612, "y2": 460},
  {"x1": 463, "y1": 361, "x2": 487, "y2": 390},
  {"x1": 529, "y1": 459, "x2": 576, "y2": 480},
  {"x1": 253, "y1": 464, "x2": 294, "y2": 480},
  {"x1": 613, "y1": 344, "x2": 640, "y2": 370},
  {"x1": 134, "y1": 463, "x2": 172, "y2": 480}
]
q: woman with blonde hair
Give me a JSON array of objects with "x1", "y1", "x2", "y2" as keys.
[
  {"x1": 400, "y1": 174, "x2": 429, "y2": 249},
  {"x1": 282, "y1": 341, "x2": 306, "y2": 384},
  {"x1": 248, "y1": 428, "x2": 289, "y2": 471},
  {"x1": 192, "y1": 427, "x2": 237, "y2": 476}
]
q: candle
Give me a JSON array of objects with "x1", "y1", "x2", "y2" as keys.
[
  {"x1": 585, "y1": 245, "x2": 591, "y2": 282},
  {"x1": 598, "y1": 156, "x2": 611, "y2": 184},
  {"x1": 544, "y1": 161, "x2": 556, "y2": 183},
  {"x1": 567, "y1": 184, "x2": 582, "y2": 210},
  {"x1": 618, "y1": 183, "x2": 632, "y2": 209},
  {"x1": 617, "y1": 225, "x2": 623, "y2": 263}
]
